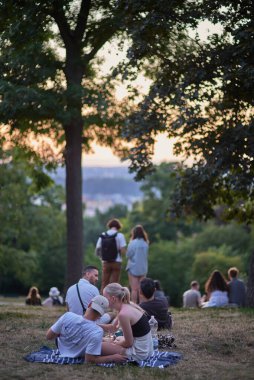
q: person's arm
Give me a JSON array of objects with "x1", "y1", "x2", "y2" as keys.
[
  {"x1": 65, "y1": 289, "x2": 70, "y2": 311},
  {"x1": 46, "y1": 315, "x2": 63, "y2": 340},
  {"x1": 120, "y1": 246, "x2": 126, "y2": 256},
  {"x1": 46, "y1": 328, "x2": 59, "y2": 340},
  {"x1": 95, "y1": 237, "x2": 102, "y2": 257},
  {"x1": 126, "y1": 242, "x2": 134, "y2": 259},
  {"x1": 114, "y1": 313, "x2": 133, "y2": 348},
  {"x1": 118, "y1": 233, "x2": 127, "y2": 256},
  {"x1": 99, "y1": 316, "x2": 119, "y2": 333}
]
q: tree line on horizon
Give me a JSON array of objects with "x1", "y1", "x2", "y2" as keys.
[{"x1": 0, "y1": 157, "x2": 252, "y2": 306}]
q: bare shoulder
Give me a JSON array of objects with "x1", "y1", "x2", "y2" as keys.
[{"x1": 119, "y1": 304, "x2": 142, "y2": 324}]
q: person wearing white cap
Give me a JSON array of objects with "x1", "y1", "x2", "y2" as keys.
[
  {"x1": 46, "y1": 295, "x2": 127, "y2": 364},
  {"x1": 42, "y1": 287, "x2": 64, "y2": 307}
]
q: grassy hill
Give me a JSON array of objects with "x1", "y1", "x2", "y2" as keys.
[{"x1": 0, "y1": 300, "x2": 253, "y2": 379}]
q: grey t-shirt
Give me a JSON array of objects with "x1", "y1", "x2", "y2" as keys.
[{"x1": 183, "y1": 289, "x2": 201, "y2": 307}]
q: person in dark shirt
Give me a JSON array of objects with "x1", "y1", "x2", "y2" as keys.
[
  {"x1": 228, "y1": 267, "x2": 246, "y2": 307},
  {"x1": 139, "y1": 278, "x2": 172, "y2": 330}
]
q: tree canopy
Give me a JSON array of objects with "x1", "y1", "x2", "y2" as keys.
[
  {"x1": 0, "y1": 148, "x2": 66, "y2": 293},
  {"x1": 0, "y1": 0, "x2": 201, "y2": 287},
  {"x1": 123, "y1": 1, "x2": 254, "y2": 224}
]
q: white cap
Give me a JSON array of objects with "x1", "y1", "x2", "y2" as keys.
[
  {"x1": 49, "y1": 287, "x2": 60, "y2": 297},
  {"x1": 91, "y1": 295, "x2": 109, "y2": 316}
]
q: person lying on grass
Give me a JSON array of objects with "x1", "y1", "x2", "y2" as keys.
[{"x1": 46, "y1": 295, "x2": 127, "y2": 364}]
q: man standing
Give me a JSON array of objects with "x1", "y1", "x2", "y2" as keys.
[
  {"x1": 96, "y1": 218, "x2": 126, "y2": 292},
  {"x1": 183, "y1": 281, "x2": 201, "y2": 308},
  {"x1": 46, "y1": 295, "x2": 126, "y2": 364},
  {"x1": 228, "y1": 267, "x2": 246, "y2": 307}
]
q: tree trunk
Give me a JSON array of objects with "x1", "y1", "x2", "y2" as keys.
[
  {"x1": 64, "y1": 117, "x2": 83, "y2": 289},
  {"x1": 246, "y1": 250, "x2": 254, "y2": 307}
]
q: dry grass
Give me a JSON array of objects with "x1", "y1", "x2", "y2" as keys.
[{"x1": 0, "y1": 300, "x2": 253, "y2": 380}]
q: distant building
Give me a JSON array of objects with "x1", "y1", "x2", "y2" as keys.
[{"x1": 49, "y1": 166, "x2": 143, "y2": 217}]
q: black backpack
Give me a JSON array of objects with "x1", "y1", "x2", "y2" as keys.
[{"x1": 100, "y1": 232, "x2": 118, "y2": 262}]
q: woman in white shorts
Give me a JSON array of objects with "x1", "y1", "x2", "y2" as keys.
[{"x1": 102, "y1": 283, "x2": 154, "y2": 361}]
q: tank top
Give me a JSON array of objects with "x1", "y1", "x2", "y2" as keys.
[{"x1": 131, "y1": 314, "x2": 150, "y2": 337}]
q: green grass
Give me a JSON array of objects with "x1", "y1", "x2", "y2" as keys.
[{"x1": 0, "y1": 302, "x2": 253, "y2": 380}]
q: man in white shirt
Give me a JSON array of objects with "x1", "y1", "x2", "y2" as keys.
[
  {"x1": 46, "y1": 295, "x2": 126, "y2": 364},
  {"x1": 96, "y1": 218, "x2": 126, "y2": 292},
  {"x1": 65, "y1": 265, "x2": 100, "y2": 315}
]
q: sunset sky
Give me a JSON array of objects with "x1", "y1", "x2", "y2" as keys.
[
  {"x1": 83, "y1": 134, "x2": 180, "y2": 166},
  {"x1": 83, "y1": 20, "x2": 222, "y2": 167}
]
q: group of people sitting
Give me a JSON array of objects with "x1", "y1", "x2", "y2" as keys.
[
  {"x1": 48, "y1": 266, "x2": 172, "y2": 364},
  {"x1": 25, "y1": 266, "x2": 171, "y2": 364},
  {"x1": 183, "y1": 267, "x2": 246, "y2": 308},
  {"x1": 25, "y1": 286, "x2": 64, "y2": 307},
  {"x1": 25, "y1": 264, "x2": 246, "y2": 363}
]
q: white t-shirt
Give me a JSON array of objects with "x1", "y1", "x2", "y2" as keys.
[
  {"x1": 65, "y1": 278, "x2": 111, "y2": 323},
  {"x1": 65, "y1": 278, "x2": 99, "y2": 315},
  {"x1": 51, "y1": 312, "x2": 103, "y2": 358},
  {"x1": 96, "y1": 228, "x2": 126, "y2": 262}
]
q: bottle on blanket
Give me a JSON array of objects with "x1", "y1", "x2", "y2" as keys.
[{"x1": 149, "y1": 315, "x2": 158, "y2": 350}]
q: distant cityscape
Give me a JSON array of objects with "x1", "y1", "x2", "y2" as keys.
[{"x1": 51, "y1": 166, "x2": 143, "y2": 216}]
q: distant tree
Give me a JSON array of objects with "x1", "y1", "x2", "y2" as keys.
[
  {"x1": 0, "y1": 1, "x2": 199, "y2": 287},
  {"x1": 0, "y1": 149, "x2": 66, "y2": 294},
  {"x1": 148, "y1": 240, "x2": 196, "y2": 306},
  {"x1": 129, "y1": 162, "x2": 202, "y2": 243},
  {"x1": 122, "y1": 1, "x2": 254, "y2": 306},
  {"x1": 191, "y1": 223, "x2": 251, "y2": 261}
]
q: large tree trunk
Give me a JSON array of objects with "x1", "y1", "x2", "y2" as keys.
[
  {"x1": 63, "y1": 36, "x2": 85, "y2": 289},
  {"x1": 246, "y1": 250, "x2": 254, "y2": 307},
  {"x1": 64, "y1": 117, "x2": 83, "y2": 289}
]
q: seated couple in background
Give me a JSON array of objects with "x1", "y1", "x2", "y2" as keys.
[{"x1": 201, "y1": 268, "x2": 246, "y2": 308}]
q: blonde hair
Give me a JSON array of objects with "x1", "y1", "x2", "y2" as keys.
[{"x1": 104, "y1": 283, "x2": 144, "y2": 312}]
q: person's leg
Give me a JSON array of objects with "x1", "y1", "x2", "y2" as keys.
[
  {"x1": 110, "y1": 262, "x2": 121, "y2": 284},
  {"x1": 128, "y1": 273, "x2": 144, "y2": 303},
  {"x1": 101, "y1": 262, "x2": 112, "y2": 293},
  {"x1": 101, "y1": 342, "x2": 126, "y2": 356}
]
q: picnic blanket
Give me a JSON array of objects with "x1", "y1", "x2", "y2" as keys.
[{"x1": 24, "y1": 346, "x2": 182, "y2": 368}]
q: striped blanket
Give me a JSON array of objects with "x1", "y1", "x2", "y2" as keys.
[{"x1": 24, "y1": 346, "x2": 182, "y2": 368}]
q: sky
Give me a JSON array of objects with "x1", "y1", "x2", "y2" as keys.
[
  {"x1": 83, "y1": 134, "x2": 180, "y2": 166},
  {"x1": 83, "y1": 21, "x2": 223, "y2": 167}
]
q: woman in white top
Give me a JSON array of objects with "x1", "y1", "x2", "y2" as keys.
[
  {"x1": 126, "y1": 225, "x2": 149, "y2": 303},
  {"x1": 201, "y1": 270, "x2": 229, "y2": 308},
  {"x1": 102, "y1": 283, "x2": 154, "y2": 361}
]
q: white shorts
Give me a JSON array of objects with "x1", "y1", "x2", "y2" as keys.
[{"x1": 125, "y1": 331, "x2": 154, "y2": 361}]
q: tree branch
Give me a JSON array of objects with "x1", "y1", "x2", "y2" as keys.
[
  {"x1": 86, "y1": 22, "x2": 119, "y2": 61},
  {"x1": 50, "y1": 1, "x2": 72, "y2": 48},
  {"x1": 74, "y1": 0, "x2": 91, "y2": 40}
]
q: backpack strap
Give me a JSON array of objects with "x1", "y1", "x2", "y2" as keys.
[
  {"x1": 101, "y1": 232, "x2": 118, "y2": 239},
  {"x1": 76, "y1": 284, "x2": 86, "y2": 313}
]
